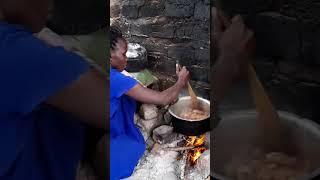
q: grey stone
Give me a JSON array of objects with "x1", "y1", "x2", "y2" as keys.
[
  {"x1": 138, "y1": 117, "x2": 162, "y2": 139},
  {"x1": 194, "y1": 1, "x2": 210, "y2": 20},
  {"x1": 140, "y1": 104, "x2": 159, "y2": 120},
  {"x1": 218, "y1": 0, "x2": 279, "y2": 17},
  {"x1": 134, "y1": 113, "x2": 140, "y2": 125},
  {"x1": 194, "y1": 48, "x2": 210, "y2": 66},
  {"x1": 123, "y1": 0, "x2": 145, "y2": 7},
  {"x1": 152, "y1": 25, "x2": 175, "y2": 39},
  {"x1": 167, "y1": 0, "x2": 193, "y2": 4},
  {"x1": 164, "y1": 111, "x2": 173, "y2": 124},
  {"x1": 250, "y1": 12, "x2": 300, "y2": 61},
  {"x1": 142, "y1": 38, "x2": 170, "y2": 54},
  {"x1": 121, "y1": 5, "x2": 139, "y2": 19},
  {"x1": 192, "y1": 24, "x2": 209, "y2": 41},
  {"x1": 152, "y1": 125, "x2": 174, "y2": 144},
  {"x1": 139, "y1": 2, "x2": 164, "y2": 17},
  {"x1": 148, "y1": 55, "x2": 177, "y2": 75},
  {"x1": 110, "y1": 4, "x2": 121, "y2": 18},
  {"x1": 189, "y1": 66, "x2": 209, "y2": 82},
  {"x1": 175, "y1": 23, "x2": 194, "y2": 39},
  {"x1": 167, "y1": 45, "x2": 195, "y2": 64},
  {"x1": 301, "y1": 22, "x2": 320, "y2": 65},
  {"x1": 146, "y1": 137, "x2": 155, "y2": 150},
  {"x1": 130, "y1": 22, "x2": 153, "y2": 36},
  {"x1": 165, "y1": 2, "x2": 194, "y2": 17}
]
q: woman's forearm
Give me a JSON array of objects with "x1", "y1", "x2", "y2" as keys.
[{"x1": 159, "y1": 80, "x2": 184, "y2": 105}]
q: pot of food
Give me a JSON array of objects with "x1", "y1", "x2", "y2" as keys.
[
  {"x1": 212, "y1": 110, "x2": 320, "y2": 180},
  {"x1": 168, "y1": 96, "x2": 211, "y2": 136}
]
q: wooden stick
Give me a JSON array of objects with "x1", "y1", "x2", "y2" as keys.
[{"x1": 163, "y1": 146, "x2": 195, "y2": 152}]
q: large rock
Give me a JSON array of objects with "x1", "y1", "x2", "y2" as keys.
[
  {"x1": 165, "y1": 1, "x2": 194, "y2": 17},
  {"x1": 301, "y1": 22, "x2": 320, "y2": 65},
  {"x1": 163, "y1": 111, "x2": 173, "y2": 124},
  {"x1": 140, "y1": 104, "x2": 159, "y2": 120},
  {"x1": 121, "y1": 5, "x2": 139, "y2": 19},
  {"x1": 138, "y1": 117, "x2": 163, "y2": 140},
  {"x1": 152, "y1": 125, "x2": 175, "y2": 144},
  {"x1": 194, "y1": 1, "x2": 210, "y2": 20},
  {"x1": 250, "y1": 12, "x2": 300, "y2": 62}
]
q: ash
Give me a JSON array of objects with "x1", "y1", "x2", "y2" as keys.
[{"x1": 124, "y1": 105, "x2": 210, "y2": 180}]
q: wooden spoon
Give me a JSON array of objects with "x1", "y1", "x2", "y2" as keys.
[
  {"x1": 176, "y1": 63, "x2": 200, "y2": 109},
  {"x1": 187, "y1": 82, "x2": 200, "y2": 109},
  {"x1": 248, "y1": 64, "x2": 296, "y2": 154}
]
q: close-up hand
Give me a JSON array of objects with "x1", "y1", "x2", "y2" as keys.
[
  {"x1": 212, "y1": 8, "x2": 256, "y2": 77},
  {"x1": 177, "y1": 66, "x2": 190, "y2": 87}
]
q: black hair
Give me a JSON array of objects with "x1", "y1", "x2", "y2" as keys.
[{"x1": 110, "y1": 26, "x2": 124, "y2": 50}]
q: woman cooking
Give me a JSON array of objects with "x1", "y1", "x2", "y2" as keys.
[{"x1": 110, "y1": 26, "x2": 190, "y2": 179}]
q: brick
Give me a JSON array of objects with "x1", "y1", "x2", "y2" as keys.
[
  {"x1": 194, "y1": 48, "x2": 210, "y2": 66},
  {"x1": 219, "y1": 0, "x2": 280, "y2": 17},
  {"x1": 194, "y1": 1, "x2": 210, "y2": 20},
  {"x1": 192, "y1": 24, "x2": 209, "y2": 41},
  {"x1": 167, "y1": 45, "x2": 195, "y2": 65},
  {"x1": 148, "y1": 54, "x2": 176, "y2": 75},
  {"x1": 140, "y1": 104, "x2": 159, "y2": 120},
  {"x1": 301, "y1": 22, "x2": 320, "y2": 65},
  {"x1": 250, "y1": 12, "x2": 300, "y2": 61},
  {"x1": 189, "y1": 66, "x2": 209, "y2": 82},
  {"x1": 152, "y1": 24, "x2": 175, "y2": 39},
  {"x1": 165, "y1": 2, "x2": 194, "y2": 17},
  {"x1": 139, "y1": 1, "x2": 164, "y2": 17},
  {"x1": 123, "y1": 0, "x2": 145, "y2": 7},
  {"x1": 121, "y1": 5, "x2": 138, "y2": 19},
  {"x1": 175, "y1": 24, "x2": 194, "y2": 39}
]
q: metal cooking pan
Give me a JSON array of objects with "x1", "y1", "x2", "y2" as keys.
[
  {"x1": 168, "y1": 96, "x2": 211, "y2": 136},
  {"x1": 212, "y1": 110, "x2": 320, "y2": 180}
]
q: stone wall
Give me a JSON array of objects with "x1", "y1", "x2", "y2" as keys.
[
  {"x1": 213, "y1": 0, "x2": 320, "y2": 121},
  {"x1": 111, "y1": 0, "x2": 210, "y2": 98}
]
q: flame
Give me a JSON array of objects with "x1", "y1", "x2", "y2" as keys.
[
  {"x1": 194, "y1": 134, "x2": 205, "y2": 147},
  {"x1": 186, "y1": 134, "x2": 207, "y2": 165},
  {"x1": 190, "y1": 147, "x2": 207, "y2": 164},
  {"x1": 186, "y1": 136, "x2": 196, "y2": 147}
]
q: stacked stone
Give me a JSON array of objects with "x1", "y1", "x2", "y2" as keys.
[
  {"x1": 111, "y1": 0, "x2": 210, "y2": 98},
  {"x1": 213, "y1": 0, "x2": 320, "y2": 121}
]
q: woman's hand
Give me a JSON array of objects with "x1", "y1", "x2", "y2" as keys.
[
  {"x1": 177, "y1": 66, "x2": 190, "y2": 87},
  {"x1": 213, "y1": 9, "x2": 255, "y2": 78},
  {"x1": 126, "y1": 66, "x2": 189, "y2": 106},
  {"x1": 211, "y1": 7, "x2": 256, "y2": 104}
]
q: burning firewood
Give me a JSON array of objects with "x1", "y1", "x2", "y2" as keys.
[
  {"x1": 185, "y1": 134, "x2": 207, "y2": 166},
  {"x1": 163, "y1": 146, "x2": 196, "y2": 152}
]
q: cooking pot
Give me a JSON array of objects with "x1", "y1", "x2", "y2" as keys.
[
  {"x1": 212, "y1": 110, "x2": 320, "y2": 180},
  {"x1": 168, "y1": 96, "x2": 211, "y2": 136}
]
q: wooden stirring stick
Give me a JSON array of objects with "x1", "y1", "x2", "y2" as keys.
[
  {"x1": 248, "y1": 64, "x2": 295, "y2": 153},
  {"x1": 187, "y1": 81, "x2": 199, "y2": 109},
  {"x1": 176, "y1": 63, "x2": 199, "y2": 109}
]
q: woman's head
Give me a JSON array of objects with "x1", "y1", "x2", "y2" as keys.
[
  {"x1": 0, "y1": 0, "x2": 52, "y2": 33},
  {"x1": 110, "y1": 26, "x2": 127, "y2": 72}
]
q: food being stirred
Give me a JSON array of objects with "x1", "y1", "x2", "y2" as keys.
[
  {"x1": 225, "y1": 149, "x2": 309, "y2": 180},
  {"x1": 180, "y1": 108, "x2": 208, "y2": 120}
]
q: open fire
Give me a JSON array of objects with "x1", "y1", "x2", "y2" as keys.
[{"x1": 185, "y1": 134, "x2": 207, "y2": 166}]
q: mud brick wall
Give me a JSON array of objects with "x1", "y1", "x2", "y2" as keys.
[
  {"x1": 213, "y1": 0, "x2": 320, "y2": 121},
  {"x1": 111, "y1": 0, "x2": 210, "y2": 95}
]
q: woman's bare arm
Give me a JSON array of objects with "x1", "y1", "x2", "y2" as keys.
[
  {"x1": 126, "y1": 67, "x2": 189, "y2": 106},
  {"x1": 126, "y1": 80, "x2": 184, "y2": 106},
  {"x1": 46, "y1": 68, "x2": 108, "y2": 131}
]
